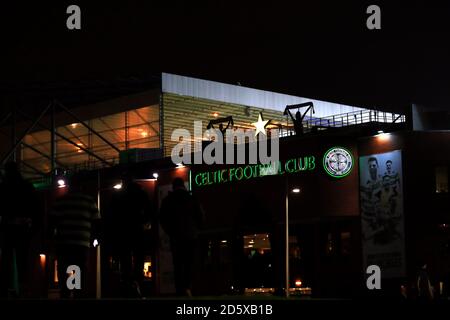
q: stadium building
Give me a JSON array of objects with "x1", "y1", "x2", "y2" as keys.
[{"x1": 0, "y1": 73, "x2": 449, "y2": 298}]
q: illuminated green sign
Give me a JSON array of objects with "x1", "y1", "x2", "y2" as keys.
[
  {"x1": 193, "y1": 147, "x2": 353, "y2": 187},
  {"x1": 322, "y1": 146, "x2": 354, "y2": 178},
  {"x1": 194, "y1": 156, "x2": 316, "y2": 187}
]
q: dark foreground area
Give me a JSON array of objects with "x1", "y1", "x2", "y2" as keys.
[{"x1": 0, "y1": 297, "x2": 448, "y2": 319}]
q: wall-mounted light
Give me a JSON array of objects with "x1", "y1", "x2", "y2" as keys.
[
  {"x1": 152, "y1": 173, "x2": 159, "y2": 179},
  {"x1": 292, "y1": 188, "x2": 301, "y2": 193},
  {"x1": 212, "y1": 112, "x2": 219, "y2": 118},
  {"x1": 295, "y1": 279, "x2": 302, "y2": 287},
  {"x1": 113, "y1": 183, "x2": 122, "y2": 190},
  {"x1": 93, "y1": 239, "x2": 99, "y2": 247},
  {"x1": 54, "y1": 260, "x2": 59, "y2": 283},
  {"x1": 57, "y1": 179, "x2": 66, "y2": 188},
  {"x1": 376, "y1": 131, "x2": 391, "y2": 141},
  {"x1": 40, "y1": 254, "x2": 46, "y2": 269}
]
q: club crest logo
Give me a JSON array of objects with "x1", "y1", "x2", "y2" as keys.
[{"x1": 323, "y1": 147, "x2": 353, "y2": 178}]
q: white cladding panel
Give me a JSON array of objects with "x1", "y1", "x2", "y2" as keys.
[{"x1": 162, "y1": 73, "x2": 368, "y2": 118}]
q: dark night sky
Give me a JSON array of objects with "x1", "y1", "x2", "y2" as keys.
[{"x1": 1, "y1": 1, "x2": 450, "y2": 112}]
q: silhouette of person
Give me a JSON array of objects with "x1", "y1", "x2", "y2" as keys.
[
  {"x1": 285, "y1": 103, "x2": 315, "y2": 135},
  {"x1": 207, "y1": 117, "x2": 234, "y2": 137},
  {"x1": 231, "y1": 192, "x2": 282, "y2": 295},
  {"x1": 49, "y1": 172, "x2": 99, "y2": 299},
  {"x1": 286, "y1": 110, "x2": 304, "y2": 135},
  {"x1": 0, "y1": 161, "x2": 38, "y2": 298},
  {"x1": 159, "y1": 178, "x2": 204, "y2": 296},
  {"x1": 417, "y1": 262, "x2": 434, "y2": 301},
  {"x1": 109, "y1": 171, "x2": 153, "y2": 298},
  {"x1": 294, "y1": 111, "x2": 303, "y2": 135}
]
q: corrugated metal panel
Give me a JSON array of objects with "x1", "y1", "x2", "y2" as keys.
[
  {"x1": 162, "y1": 93, "x2": 287, "y2": 157},
  {"x1": 162, "y1": 73, "x2": 367, "y2": 118}
]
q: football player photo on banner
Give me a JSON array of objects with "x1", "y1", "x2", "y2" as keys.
[{"x1": 359, "y1": 150, "x2": 406, "y2": 278}]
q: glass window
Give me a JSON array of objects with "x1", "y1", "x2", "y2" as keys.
[
  {"x1": 325, "y1": 233, "x2": 334, "y2": 256},
  {"x1": 143, "y1": 258, "x2": 152, "y2": 279},
  {"x1": 435, "y1": 166, "x2": 448, "y2": 193},
  {"x1": 340, "y1": 232, "x2": 351, "y2": 255},
  {"x1": 21, "y1": 105, "x2": 160, "y2": 178}
]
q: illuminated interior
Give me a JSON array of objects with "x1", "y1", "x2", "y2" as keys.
[
  {"x1": 143, "y1": 260, "x2": 152, "y2": 279},
  {"x1": 54, "y1": 259, "x2": 59, "y2": 284},
  {"x1": 21, "y1": 105, "x2": 160, "y2": 176},
  {"x1": 243, "y1": 234, "x2": 271, "y2": 250}
]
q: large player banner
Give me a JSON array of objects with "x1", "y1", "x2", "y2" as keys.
[{"x1": 359, "y1": 150, "x2": 406, "y2": 278}]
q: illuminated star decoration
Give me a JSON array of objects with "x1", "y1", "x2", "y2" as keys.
[{"x1": 252, "y1": 112, "x2": 270, "y2": 137}]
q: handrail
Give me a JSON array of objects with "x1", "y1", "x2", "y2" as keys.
[{"x1": 279, "y1": 109, "x2": 405, "y2": 137}]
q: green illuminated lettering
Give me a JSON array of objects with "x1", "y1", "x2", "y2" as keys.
[
  {"x1": 308, "y1": 156, "x2": 316, "y2": 170},
  {"x1": 235, "y1": 167, "x2": 243, "y2": 180},
  {"x1": 244, "y1": 165, "x2": 253, "y2": 179},
  {"x1": 195, "y1": 173, "x2": 203, "y2": 186},
  {"x1": 229, "y1": 168, "x2": 236, "y2": 182},
  {"x1": 259, "y1": 163, "x2": 269, "y2": 176},
  {"x1": 277, "y1": 161, "x2": 285, "y2": 175},
  {"x1": 220, "y1": 169, "x2": 228, "y2": 183},
  {"x1": 293, "y1": 159, "x2": 299, "y2": 172},
  {"x1": 285, "y1": 159, "x2": 295, "y2": 173},
  {"x1": 252, "y1": 165, "x2": 258, "y2": 178},
  {"x1": 194, "y1": 154, "x2": 316, "y2": 188},
  {"x1": 257, "y1": 164, "x2": 264, "y2": 177},
  {"x1": 298, "y1": 157, "x2": 308, "y2": 171}
]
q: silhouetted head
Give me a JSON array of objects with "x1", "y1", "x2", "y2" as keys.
[
  {"x1": 4, "y1": 161, "x2": 22, "y2": 182},
  {"x1": 295, "y1": 111, "x2": 301, "y2": 121},
  {"x1": 418, "y1": 259, "x2": 428, "y2": 270},
  {"x1": 172, "y1": 177, "x2": 185, "y2": 191}
]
